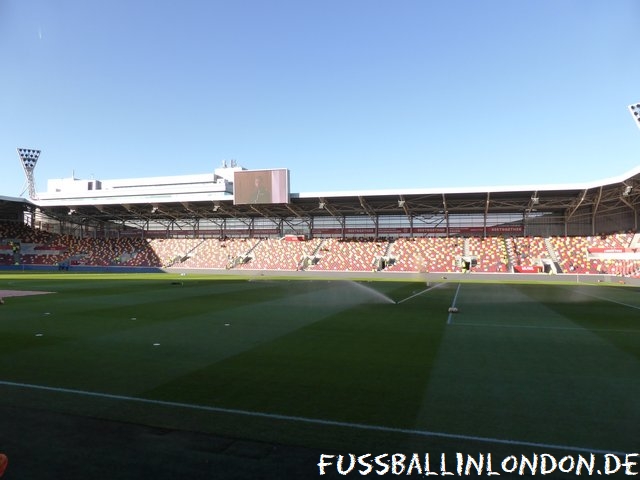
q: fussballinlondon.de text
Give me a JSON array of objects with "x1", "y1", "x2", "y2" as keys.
[{"x1": 317, "y1": 452, "x2": 639, "y2": 476}]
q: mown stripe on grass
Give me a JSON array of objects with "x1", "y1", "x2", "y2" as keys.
[
  {"x1": 143, "y1": 284, "x2": 454, "y2": 430},
  {"x1": 0, "y1": 379, "x2": 626, "y2": 456}
]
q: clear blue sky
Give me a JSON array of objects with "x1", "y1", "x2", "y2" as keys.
[{"x1": 1, "y1": 0, "x2": 639, "y2": 197}]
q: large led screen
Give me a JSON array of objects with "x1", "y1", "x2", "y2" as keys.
[{"x1": 233, "y1": 169, "x2": 290, "y2": 205}]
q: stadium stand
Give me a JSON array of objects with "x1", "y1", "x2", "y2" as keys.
[
  {"x1": 179, "y1": 238, "x2": 259, "y2": 269},
  {"x1": 2, "y1": 220, "x2": 639, "y2": 277},
  {"x1": 465, "y1": 236, "x2": 508, "y2": 272},
  {"x1": 148, "y1": 238, "x2": 206, "y2": 267},
  {"x1": 547, "y1": 236, "x2": 591, "y2": 273},
  {"x1": 306, "y1": 238, "x2": 389, "y2": 272},
  {"x1": 508, "y1": 236, "x2": 551, "y2": 270},
  {"x1": 233, "y1": 237, "x2": 324, "y2": 271},
  {"x1": 385, "y1": 237, "x2": 463, "y2": 272}
]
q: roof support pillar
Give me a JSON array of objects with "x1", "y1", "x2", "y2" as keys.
[{"x1": 591, "y1": 186, "x2": 602, "y2": 236}]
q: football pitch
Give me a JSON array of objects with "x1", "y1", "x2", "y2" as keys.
[{"x1": 0, "y1": 272, "x2": 639, "y2": 478}]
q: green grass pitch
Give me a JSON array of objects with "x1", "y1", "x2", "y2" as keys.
[{"x1": 0, "y1": 272, "x2": 639, "y2": 474}]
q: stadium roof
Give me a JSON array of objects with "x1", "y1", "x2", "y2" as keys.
[
  {"x1": 19, "y1": 166, "x2": 639, "y2": 228},
  {"x1": 0, "y1": 195, "x2": 35, "y2": 221}
]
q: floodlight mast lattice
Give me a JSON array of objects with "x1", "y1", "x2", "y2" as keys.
[
  {"x1": 17, "y1": 148, "x2": 40, "y2": 199},
  {"x1": 629, "y1": 103, "x2": 640, "y2": 130}
]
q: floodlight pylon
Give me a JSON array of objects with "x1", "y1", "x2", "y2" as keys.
[
  {"x1": 629, "y1": 103, "x2": 640, "y2": 130},
  {"x1": 17, "y1": 148, "x2": 40, "y2": 199}
]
